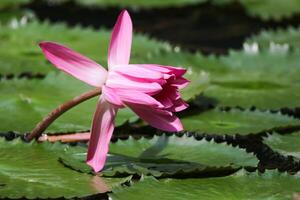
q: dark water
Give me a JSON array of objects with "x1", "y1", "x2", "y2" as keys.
[{"x1": 26, "y1": 1, "x2": 300, "y2": 55}]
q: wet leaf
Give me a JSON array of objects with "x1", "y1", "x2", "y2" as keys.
[
  {"x1": 181, "y1": 109, "x2": 300, "y2": 135},
  {"x1": 60, "y1": 135, "x2": 258, "y2": 177},
  {"x1": 239, "y1": 0, "x2": 300, "y2": 20},
  {"x1": 247, "y1": 26, "x2": 300, "y2": 49},
  {"x1": 0, "y1": 10, "x2": 34, "y2": 24},
  {"x1": 0, "y1": 73, "x2": 137, "y2": 133},
  {"x1": 0, "y1": 138, "x2": 130, "y2": 199},
  {"x1": 0, "y1": 0, "x2": 30, "y2": 9},
  {"x1": 47, "y1": 0, "x2": 300, "y2": 20},
  {"x1": 199, "y1": 50, "x2": 300, "y2": 109},
  {"x1": 111, "y1": 170, "x2": 300, "y2": 200},
  {"x1": 212, "y1": 0, "x2": 300, "y2": 20},
  {"x1": 0, "y1": 21, "x2": 207, "y2": 100},
  {"x1": 264, "y1": 131, "x2": 300, "y2": 160}
]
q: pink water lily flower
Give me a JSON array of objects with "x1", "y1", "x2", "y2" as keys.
[{"x1": 39, "y1": 10, "x2": 189, "y2": 172}]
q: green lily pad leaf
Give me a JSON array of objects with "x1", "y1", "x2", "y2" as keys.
[
  {"x1": 60, "y1": 135, "x2": 258, "y2": 177},
  {"x1": 110, "y1": 170, "x2": 300, "y2": 200},
  {"x1": 247, "y1": 26, "x2": 300, "y2": 49},
  {"x1": 48, "y1": 0, "x2": 300, "y2": 21},
  {"x1": 0, "y1": 0, "x2": 30, "y2": 9},
  {"x1": 239, "y1": 0, "x2": 300, "y2": 21},
  {"x1": 0, "y1": 21, "x2": 172, "y2": 75},
  {"x1": 212, "y1": 0, "x2": 300, "y2": 20},
  {"x1": 0, "y1": 21, "x2": 206, "y2": 100},
  {"x1": 0, "y1": 138, "x2": 130, "y2": 199},
  {"x1": 181, "y1": 70, "x2": 209, "y2": 100},
  {"x1": 181, "y1": 109, "x2": 300, "y2": 135},
  {"x1": 0, "y1": 10, "x2": 35, "y2": 25},
  {"x1": 264, "y1": 131, "x2": 300, "y2": 160},
  {"x1": 199, "y1": 50, "x2": 300, "y2": 109},
  {"x1": 0, "y1": 72, "x2": 137, "y2": 133}
]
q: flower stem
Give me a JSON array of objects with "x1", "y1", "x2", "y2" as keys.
[
  {"x1": 38, "y1": 132, "x2": 91, "y2": 143},
  {"x1": 25, "y1": 88, "x2": 101, "y2": 141}
]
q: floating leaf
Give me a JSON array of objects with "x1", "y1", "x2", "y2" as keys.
[
  {"x1": 0, "y1": 10, "x2": 35, "y2": 25},
  {"x1": 0, "y1": 138, "x2": 129, "y2": 199},
  {"x1": 199, "y1": 50, "x2": 300, "y2": 109},
  {"x1": 212, "y1": 0, "x2": 300, "y2": 20},
  {"x1": 0, "y1": 0, "x2": 30, "y2": 9},
  {"x1": 181, "y1": 109, "x2": 300, "y2": 135},
  {"x1": 239, "y1": 0, "x2": 300, "y2": 20},
  {"x1": 0, "y1": 21, "x2": 110, "y2": 75},
  {"x1": 264, "y1": 131, "x2": 300, "y2": 160},
  {"x1": 0, "y1": 21, "x2": 207, "y2": 100},
  {"x1": 48, "y1": 0, "x2": 300, "y2": 20},
  {"x1": 247, "y1": 26, "x2": 300, "y2": 49},
  {"x1": 111, "y1": 170, "x2": 300, "y2": 200},
  {"x1": 60, "y1": 135, "x2": 258, "y2": 177},
  {"x1": 0, "y1": 72, "x2": 137, "y2": 133}
]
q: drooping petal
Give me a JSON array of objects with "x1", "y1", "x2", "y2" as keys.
[
  {"x1": 39, "y1": 42, "x2": 107, "y2": 87},
  {"x1": 154, "y1": 86, "x2": 180, "y2": 103},
  {"x1": 138, "y1": 64, "x2": 172, "y2": 74},
  {"x1": 139, "y1": 65, "x2": 187, "y2": 77},
  {"x1": 170, "y1": 77, "x2": 190, "y2": 89},
  {"x1": 126, "y1": 103, "x2": 183, "y2": 132},
  {"x1": 168, "y1": 99, "x2": 189, "y2": 112},
  {"x1": 155, "y1": 95, "x2": 173, "y2": 108},
  {"x1": 102, "y1": 86, "x2": 124, "y2": 108},
  {"x1": 106, "y1": 71, "x2": 162, "y2": 94},
  {"x1": 112, "y1": 64, "x2": 163, "y2": 81},
  {"x1": 108, "y1": 10, "x2": 132, "y2": 68},
  {"x1": 114, "y1": 88, "x2": 164, "y2": 108},
  {"x1": 162, "y1": 66, "x2": 187, "y2": 77},
  {"x1": 86, "y1": 96, "x2": 117, "y2": 172}
]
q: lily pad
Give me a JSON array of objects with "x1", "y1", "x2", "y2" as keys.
[
  {"x1": 60, "y1": 135, "x2": 258, "y2": 177},
  {"x1": 0, "y1": 10, "x2": 35, "y2": 25},
  {"x1": 0, "y1": 0, "x2": 30, "y2": 9},
  {"x1": 0, "y1": 138, "x2": 130, "y2": 199},
  {"x1": 0, "y1": 20, "x2": 207, "y2": 100},
  {"x1": 1, "y1": 20, "x2": 172, "y2": 75},
  {"x1": 247, "y1": 26, "x2": 300, "y2": 49},
  {"x1": 212, "y1": 0, "x2": 300, "y2": 20},
  {"x1": 239, "y1": 0, "x2": 300, "y2": 21},
  {"x1": 0, "y1": 72, "x2": 137, "y2": 133},
  {"x1": 264, "y1": 131, "x2": 300, "y2": 160},
  {"x1": 54, "y1": 0, "x2": 300, "y2": 20},
  {"x1": 181, "y1": 109, "x2": 300, "y2": 135},
  {"x1": 111, "y1": 170, "x2": 300, "y2": 200},
  {"x1": 199, "y1": 49, "x2": 300, "y2": 109}
]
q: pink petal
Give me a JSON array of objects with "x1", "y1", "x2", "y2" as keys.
[
  {"x1": 138, "y1": 64, "x2": 172, "y2": 74},
  {"x1": 113, "y1": 64, "x2": 163, "y2": 81},
  {"x1": 168, "y1": 99, "x2": 189, "y2": 112},
  {"x1": 39, "y1": 42, "x2": 107, "y2": 87},
  {"x1": 170, "y1": 77, "x2": 190, "y2": 89},
  {"x1": 126, "y1": 103, "x2": 183, "y2": 132},
  {"x1": 155, "y1": 86, "x2": 180, "y2": 102},
  {"x1": 86, "y1": 97, "x2": 117, "y2": 172},
  {"x1": 114, "y1": 88, "x2": 164, "y2": 108},
  {"x1": 141, "y1": 65, "x2": 186, "y2": 77},
  {"x1": 102, "y1": 86, "x2": 124, "y2": 108},
  {"x1": 106, "y1": 71, "x2": 162, "y2": 95},
  {"x1": 156, "y1": 95, "x2": 173, "y2": 108},
  {"x1": 163, "y1": 66, "x2": 187, "y2": 77},
  {"x1": 108, "y1": 10, "x2": 132, "y2": 68}
]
